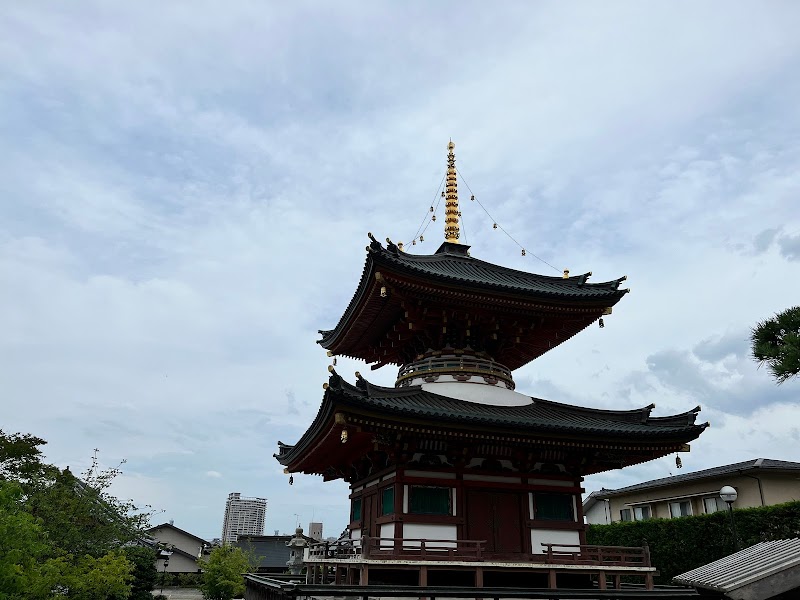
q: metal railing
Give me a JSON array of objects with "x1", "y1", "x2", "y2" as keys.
[{"x1": 244, "y1": 575, "x2": 699, "y2": 600}]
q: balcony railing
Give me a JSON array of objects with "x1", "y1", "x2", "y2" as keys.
[
  {"x1": 396, "y1": 355, "x2": 514, "y2": 389},
  {"x1": 308, "y1": 537, "x2": 485, "y2": 561},
  {"x1": 308, "y1": 538, "x2": 650, "y2": 567},
  {"x1": 542, "y1": 544, "x2": 651, "y2": 567}
]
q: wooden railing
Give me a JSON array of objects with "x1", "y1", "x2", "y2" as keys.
[
  {"x1": 307, "y1": 536, "x2": 486, "y2": 561},
  {"x1": 396, "y1": 355, "x2": 514, "y2": 388},
  {"x1": 542, "y1": 544, "x2": 651, "y2": 567},
  {"x1": 364, "y1": 536, "x2": 485, "y2": 560},
  {"x1": 308, "y1": 539, "x2": 649, "y2": 567}
]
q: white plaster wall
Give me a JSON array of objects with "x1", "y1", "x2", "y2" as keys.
[
  {"x1": 584, "y1": 501, "x2": 611, "y2": 525},
  {"x1": 530, "y1": 529, "x2": 580, "y2": 554},
  {"x1": 350, "y1": 528, "x2": 362, "y2": 546},
  {"x1": 402, "y1": 523, "x2": 457, "y2": 548},
  {"x1": 379, "y1": 523, "x2": 395, "y2": 547},
  {"x1": 421, "y1": 382, "x2": 533, "y2": 406}
]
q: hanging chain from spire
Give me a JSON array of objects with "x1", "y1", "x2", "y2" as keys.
[{"x1": 444, "y1": 141, "x2": 460, "y2": 243}]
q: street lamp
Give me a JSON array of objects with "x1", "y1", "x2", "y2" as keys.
[
  {"x1": 719, "y1": 485, "x2": 740, "y2": 550},
  {"x1": 158, "y1": 549, "x2": 173, "y2": 595}
]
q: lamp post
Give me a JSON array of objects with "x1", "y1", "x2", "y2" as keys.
[
  {"x1": 719, "y1": 485, "x2": 740, "y2": 551},
  {"x1": 158, "y1": 549, "x2": 173, "y2": 595}
]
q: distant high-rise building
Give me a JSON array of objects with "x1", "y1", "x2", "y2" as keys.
[
  {"x1": 308, "y1": 521, "x2": 323, "y2": 541},
  {"x1": 221, "y1": 492, "x2": 267, "y2": 544}
]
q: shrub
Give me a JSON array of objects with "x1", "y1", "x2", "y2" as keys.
[{"x1": 587, "y1": 500, "x2": 800, "y2": 583}]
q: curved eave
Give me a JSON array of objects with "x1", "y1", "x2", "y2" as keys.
[
  {"x1": 318, "y1": 239, "x2": 629, "y2": 353},
  {"x1": 274, "y1": 373, "x2": 707, "y2": 473}
]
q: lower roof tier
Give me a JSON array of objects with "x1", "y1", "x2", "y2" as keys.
[{"x1": 274, "y1": 369, "x2": 708, "y2": 481}]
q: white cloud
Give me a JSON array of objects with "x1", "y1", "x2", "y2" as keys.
[
  {"x1": 206, "y1": 471, "x2": 222, "y2": 479},
  {"x1": 2, "y1": 1, "x2": 800, "y2": 538}
]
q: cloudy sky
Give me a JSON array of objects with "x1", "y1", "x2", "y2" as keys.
[{"x1": 2, "y1": 2, "x2": 799, "y2": 540}]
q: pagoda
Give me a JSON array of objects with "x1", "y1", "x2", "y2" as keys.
[{"x1": 275, "y1": 142, "x2": 707, "y2": 589}]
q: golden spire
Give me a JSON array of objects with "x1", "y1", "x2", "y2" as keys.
[{"x1": 444, "y1": 140, "x2": 460, "y2": 243}]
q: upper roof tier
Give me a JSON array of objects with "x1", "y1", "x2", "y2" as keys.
[{"x1": 318, "y1": 238, "x2": 629, "y2": 371}]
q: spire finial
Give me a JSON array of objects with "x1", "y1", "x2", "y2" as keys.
[{"x1": 444, "y1": 141, "x2": 460, "y2": 243}]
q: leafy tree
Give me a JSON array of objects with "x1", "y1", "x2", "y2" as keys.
[
  {"x1": 124, "y1": 546, "x2": 158, "y2": 600},
  {"x1": 0, "y1": 481, "x2": 49, "y2": 598},
  {"x1": 198, "y1": 546, "x2": 252, "y2": 600},
  {"x1": 752, "y1": 306, "x2": 800, "y2": 383},
  {"x1": 0, "y1": 430, "x2": 50, "y2": 482},
  {"x1": 0, "y1": 431, "x2": 155, "y2": 600}
]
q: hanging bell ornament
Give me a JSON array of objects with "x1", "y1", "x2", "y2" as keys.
[
  {"x1": 289, "y1": 475, "x2": 294, "y2": 485},
  {"x1": 676, "y1": 456, "x2": 683, "y2": 469},
  {"x1": 598, "y1": 318, "x2": 605, "y2": 328}
]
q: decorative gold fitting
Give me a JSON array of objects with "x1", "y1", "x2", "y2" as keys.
[
  {"x1": 380, "y1": 286, "x2": 387, "y2": 297},
  {"x1": 327, "y1": 365, "x2": 334, "y2": 373},
  {"x1": 326, "y1": 350, "x2": 333, "y2": 357},
  {"x1": 322, "y1": 383, "x2": 329, "y2": 390},
  {"x1": 563, "y1": 269, "x2": 570, "y2": 279},
  {"x1": 355, "y1": 371, "x2": 361, "y2": 379},
  {"x1": 340, "y1": 430, "x2": 349, "y2": 444},
  {"x1": 602, "y1": 307, "x2": 613, "y2": 315},
  {"x1": 397, "y1": 242, "x2": 404, "y2": 251}
]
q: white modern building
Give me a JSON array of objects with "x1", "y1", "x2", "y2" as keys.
[{"x1": 221, "y1": 492, "x2": 267, "y2": 544}]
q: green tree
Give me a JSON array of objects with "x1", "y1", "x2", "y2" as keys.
[
  {"x1": 123, "y1": 546, "x2": 158, "y2": 600},
  {"x1": 198, "y1": 546, "x2": 252, "y2": 600},
  {"x1": 752, "y1": 306, "x2": 800, "y2": 383},
  {"x1": 0, "y1": 481, "x2": 49, "y2": 598},
  {"x1": 0, "y1": 431, "x2": 50, "y2": 482},
  {"x1": 0, "y1": 431, "x2": 154, "y2": 600}
]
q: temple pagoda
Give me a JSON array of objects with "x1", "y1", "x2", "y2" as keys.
[{"x1": 275, "y1": 142, "x2": 707, "y2": 589}]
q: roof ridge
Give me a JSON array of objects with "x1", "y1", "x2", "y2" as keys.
[
  {"x1": 382, "y1": 243, "x2": 624, "y2": 288},
  {"x1": 591, "y1": 458, "x2": 800, "y2": 497}
]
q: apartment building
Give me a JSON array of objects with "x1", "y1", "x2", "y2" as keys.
[{"x1": 221, "y1": 492, "x2": 267, "y2": 544}]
